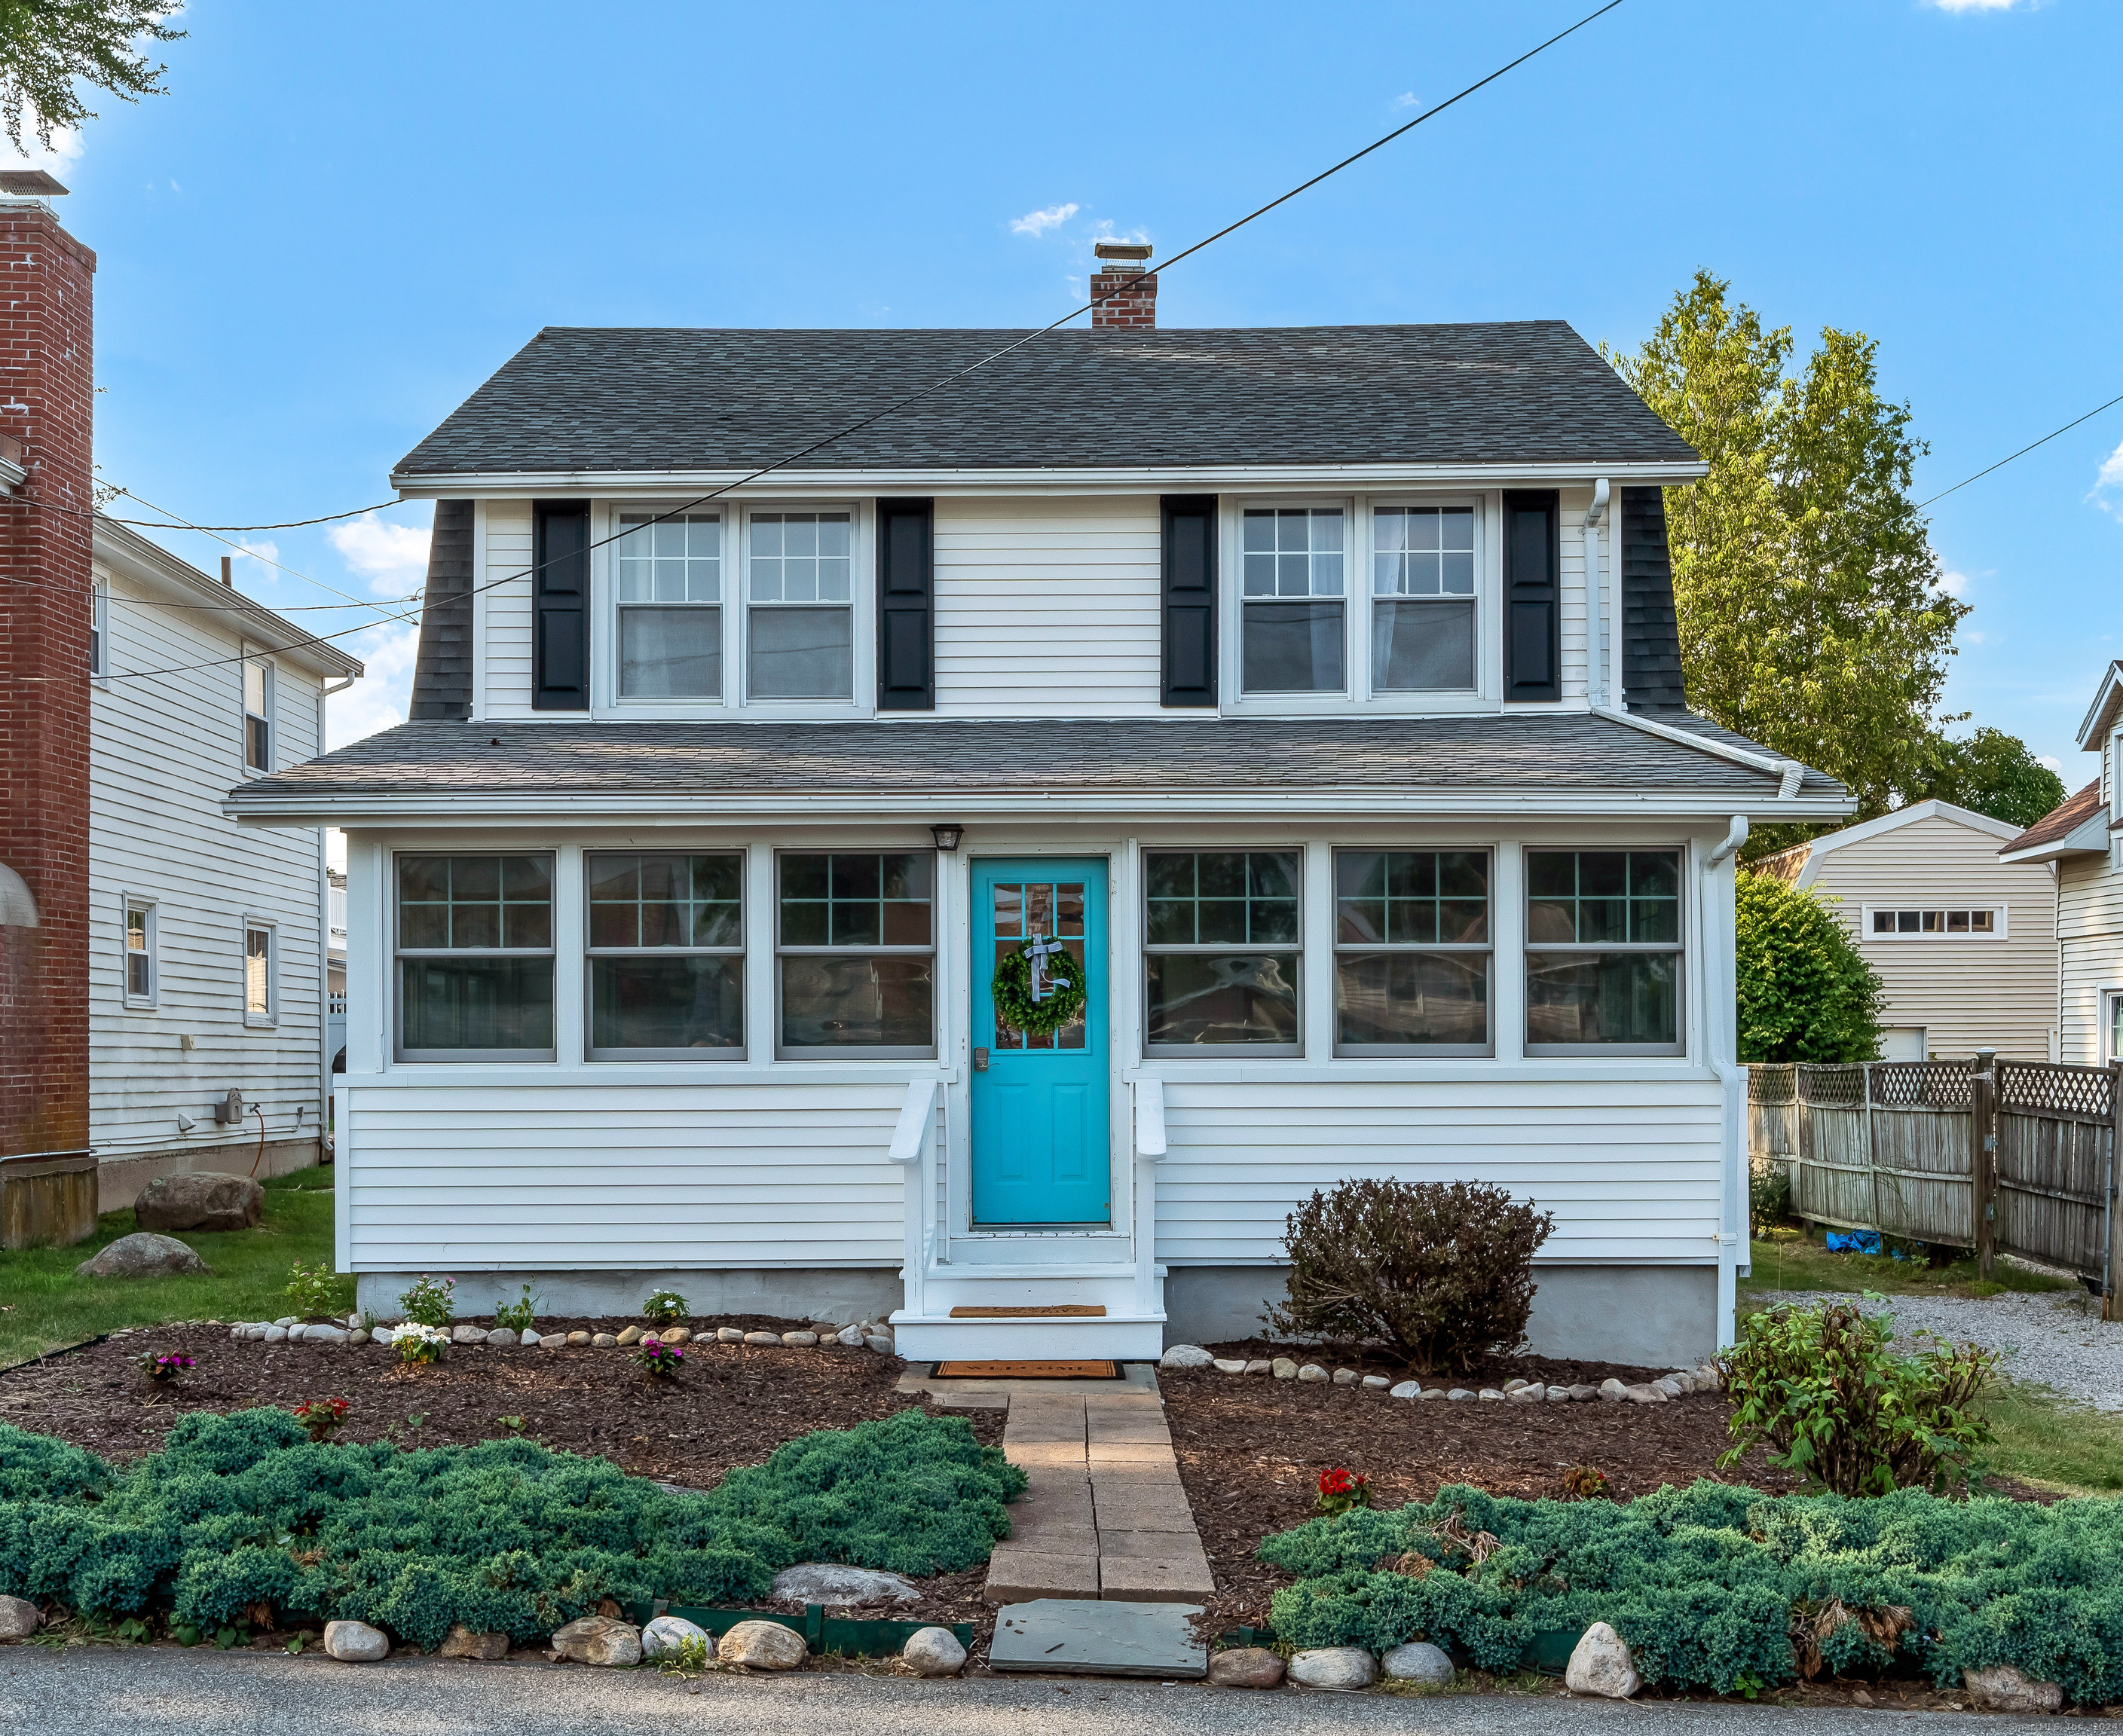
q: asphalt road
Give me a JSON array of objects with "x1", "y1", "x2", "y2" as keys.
[{"x1": 0, "y1": 1650, "x2": 2055, "y2": 1736}]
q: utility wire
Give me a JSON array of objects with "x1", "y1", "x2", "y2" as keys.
[
  {"x1": 1918, "y1": 388, "x2": 2123, "y2": 510},
  {"x1": 99, "y1": 0, "x2": 1629, "y2": 686}
]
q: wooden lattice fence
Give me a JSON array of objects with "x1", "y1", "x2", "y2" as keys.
[{"x1": 1748, "y1": 1055, "x2": 2121, "y2": 1297}]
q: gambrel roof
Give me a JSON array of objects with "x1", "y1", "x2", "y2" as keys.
[{"x1": 392, "y1": 322, "x2": 1702, "y2": 481}]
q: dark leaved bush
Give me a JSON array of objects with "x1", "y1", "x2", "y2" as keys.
[
  {"x1": 0, "y1": 1405, "x2": 1024, "y2": 1649},
  {"x1": 1261, "y1": 1482, "x2": 2123, "y2": 1703},
  {"x1": 1263, "y1": 1177, "x2": 1552, "y2": 1376}
]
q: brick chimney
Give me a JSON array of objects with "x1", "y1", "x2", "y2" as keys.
[
  {"x1": 0, "y1": 176, "x2": 95, "y2": 1163},
  {"x1": 1091, "y1": 242, "x2": 1155, "y2": 330}
]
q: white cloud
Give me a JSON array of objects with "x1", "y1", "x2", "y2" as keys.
[
  {"x1": 2037, "y1": 753, "x2": 2063, "y2": 772},
  {"x1": 1926, "y1": 0, "x2": 2026, "y2": 10},
  {"x1": 0, "y1": 113, "x2": 83, "y2": 180},
  {"x1": 328, "y1": 509, "x2": 433, "y2": 598},
  {"x1": 326, "y1": 620, "x2": 418, "y2": 750},
  {"x1": 233, "y1": 537, "x2": 280, "y2": 576},
  {"x1": 1088, "y1": 219, "x2": 1151, "y2": 246},
  {"x1": 1010, "y1": 202, "x2": 1078, "y2": 237},
  {"x1": 2097, "y1": 438, "x2": 2123, "y2": 492},
  {"x1": 1965, "y1": 629, "x2": 1987, "y2": 645},
  {"x1": 1939, "y1": 568, "x2": 1971, "y2": 597},
  {"x1": 1390, "y1": 91, "x2": 1418, "y2": 109}
]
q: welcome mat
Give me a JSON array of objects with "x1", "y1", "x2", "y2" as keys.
[{"x1": 931, "y1": 1359, "x2": 1121, "y2": 1380}]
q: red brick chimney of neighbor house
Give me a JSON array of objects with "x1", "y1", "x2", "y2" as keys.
[
  {"x1": 0, "y1": 173, "x2": 96, "y2": 1163},
  {"x1": 1091, "y1": 241, "x2": 1155, "y2": 330}
]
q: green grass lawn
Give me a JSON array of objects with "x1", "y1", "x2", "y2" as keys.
[
  {"x1": 0, "y1": 1167, "x2": 344, "y2": 1368},
  {"x1": 1745, "y1": 1224, "x2": 2078, "y2": 1302},
  {"x1": 1978, "y1": 1383, "x2": 2123, "y2": 1498}
]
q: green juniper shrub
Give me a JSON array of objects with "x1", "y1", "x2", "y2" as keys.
[
  {"x1": 1720, "y1": 1297, "x2": 1995, "y2": 1495},
  {"x1": 641, "y1": 1290, "x2": 689, "y2": 1327},
  {"x1": 1259, "y1": 1481, "x2": 2123, "y2": 1703},
  {"x1": 1263, "y1": 1178, "x2": 1552, "y2": 1377},
  {"x1": 491, "y1": 1286, "x2": 538, "y2": 1334},
  {"x1": 396, "y1": 1275, "x2": 454, "y2": 1328},
  {"x1": 0, "y1": 1406, "x2": 1024, "y2": 1652}
]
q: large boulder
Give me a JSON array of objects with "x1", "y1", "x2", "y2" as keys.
[
  {"x1": 0, "y1": 1596, "x2": 40, "y2": 1639},
  {"x1": 134, "y1": 1170, "x2": 262, "y2": 1234},
  {"x1": 642, "y1": 1615, "x2": 711, "y2": 1661},
  {"x1": 1381, "y1": 1641, "x2": 1453, "y2": 1685},
  {"x1": 901, "y1": 1626, "x2": 968, "y2": 1676},
  {"x1": 1208, "y1": 1646, "x2": 1286, "y2": 1688},
  {"x1": 769, "y1": 1562, "x2": 919, "y2": 1606},
  {"x1": 74, "y1": 1232, "x2": 206, "y2": 1279},
  {"x1": 1287, "y1": 1646, "x2": 1378, "y2": 1689},
  {"x1": 322, "y1": 1619, "x2": 390, "y2": 1662},
  {"x1": 1159, "y1": 1343, "x2": 1213, "y2": 1371},
  {"x1": 1565, "y1": 1622, "x2": 1641, "y2": 1698},
  {"x1": 718, "y1": 1619, "x2": 808, "y2": 1670},
  {"x1": 551, "y1": 1615, "x2": 642, "y2": 1667},
  {"x1": 1964, "y1": 1664, "x2": 2063, "y2": 1713}
]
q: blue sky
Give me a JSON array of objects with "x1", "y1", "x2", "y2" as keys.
[{"x1": 19, "y1": 0, "x2": 2121, "y2": 790}]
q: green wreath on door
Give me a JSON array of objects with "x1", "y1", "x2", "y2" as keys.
[{"x1": 991, "y1": 942, "x2": 1088, "y2": 1038}]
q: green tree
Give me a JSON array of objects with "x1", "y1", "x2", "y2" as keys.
[
  {"x1": 0, "y1": 2, "x2": 182, "y2": 154},
  {"x1": 1915, "y1": 726, "x2": 2067, "y2": 831},
  {"x1": 1735, "y1": 871, "x2": 1884, "y2": 1063},
  {"x1": 1608, "y1": 274, "x2": 1967, "y2": 837}
]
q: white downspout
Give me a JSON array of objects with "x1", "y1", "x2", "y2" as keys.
[
  {"x1": 1708, "y1": 813, "x2": 1749, "y2": 866},
  {"x1": 1583, "y1": 479, "x2": 1609, "y2": 708},
  {"x1": 317, "y1": 674, "x2": 354, "y2": 1165},
  {"x1": 1705, "y1": 812, "x2": 1749, "y2": 1349}
]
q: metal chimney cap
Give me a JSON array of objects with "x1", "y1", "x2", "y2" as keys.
[
  {"x1": 1094, "y1": 242, "x2": 1152, "y2": 262},
  {"x1": 0, "y1": 170, "x2": 68, "y2": 196}
]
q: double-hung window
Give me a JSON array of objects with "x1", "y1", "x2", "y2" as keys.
[
  {"x1": 586, "y1": 852, "x2": 744, "y2": 1057},
  {"x1": 1240, "y1": 508, "x2": 1344, "y2": 693},
  {"x1": 1372, "y1": 506, "x2": 1476, "y2": 691},
  {"x1": 1333, "y1": 850, "x2": 1491, "y2": 1053},
  {"x1": 775, "y1": 852, "x2": 934, "y2": 1054},
  {"x1": 1143, "y1": 851, "x2": 1302, "y2": 1052},
  {"x1": 1525, "y1": 850, "x2": 1683, "y2": 1053},
  {"x1": 749, "y1": 512, "x2": 854, "y2": 699},
  {"x1": 124, "y1": 898, "x2": 156, "y2": 1005},
  {"x1": 90, "y1": 576, "x2": 109, "y2": 677},
  {"x1": 243, "y1": 922, "x2": 276, "y2": 1024},
  {"x1": 395, "y1": 854, "x2": 555, "y2": 1059},
  {"x1": 243, "y1": 657, "x2": 274, "y2": 772},
  {"x1": 616, "y1": 512, "x2": 722, "y2": 698}
]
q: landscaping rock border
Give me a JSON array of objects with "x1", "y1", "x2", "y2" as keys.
[
  {"x1": 1157, "y1": 1346, "x2": 1720, "y2": 1402},
  {"x1": 223, "y1": 1314, "x2": 899, "y2": 1357}
]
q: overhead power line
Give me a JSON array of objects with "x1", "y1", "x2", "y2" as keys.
[
  {"x1": 1919, "y1": 388, "x2": 2123, "y2": 510},
  {"x1": 101, "y1": 0, "x2": 1629, "y2": 685}
]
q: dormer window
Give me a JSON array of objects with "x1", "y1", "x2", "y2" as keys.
[
  {"x1": 1240, "y1": 507, "x2": 1344, "y2": 693},
  {"x1": 616, "y1": 512, "x2": 722, "y2": 698},
  {"x1": 748, "y1": 511, "x2": 853, "y2": 699},
  {"x1": 1372, "y1": 506, "x2": 1476, "y2": 691}
]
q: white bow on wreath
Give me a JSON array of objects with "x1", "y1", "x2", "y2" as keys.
[{"x1": 1025, "y1": 931, "x2": 1064, "y2": 1002}]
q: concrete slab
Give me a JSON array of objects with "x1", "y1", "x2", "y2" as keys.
[
  {"x1": 1005, "y1": 1441, "x2": 1088, "y2": 1469},
  {"x1": 1007, "y1": 1520, "x2": 1100, "y2": 1552},
  {"x1": 897, "y1": 1364, "x2": 1160, "y2": 1400},
  {"x1": 1095, "y1": 1529, "x2": 1213, "y2": 1562},
  {"x1": 1082, "y1": 1414, "x2": 1172, "y2": 1445},
  {"x1": 983, "y1": 1547, "x2": 1099, "y2": 1603},
  {"x1": 1012, "y1": 1481, "x2": 1097, "y2": 1529},
  {"x1": 989, "y1": 1598, "x2": 1208, "y2": 1678},
  {"x1": 1085, "y1": 1441, "x2": 1173, "y2": 1464},
  {"x1": 1087, "y1": 1464, "x2": 1187, "y2": 1489},
  {"x1": 1097, "y1": 1555, "x2": 1218, "y2": 1603},
  {"x1": 931, "y1": 1392, "x2": 1011, "y2": 1410}
]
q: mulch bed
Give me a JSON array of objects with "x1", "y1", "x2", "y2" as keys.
[
  {"x1": 1162, "y1": 1336, "x2": 1799, "y2": 1636},
  {"x1": 0, "y1": 1315, "x2": 1004, "y2": 1646}
]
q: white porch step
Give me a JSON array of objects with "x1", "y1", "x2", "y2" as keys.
[{"x1": 890, "y1": 1310, "x2": 1166, "y2": 1362}]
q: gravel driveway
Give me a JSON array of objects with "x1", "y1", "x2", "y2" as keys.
[{"x1": 1751, "y1": 1283, "x2": 2122, "y2": 1410}]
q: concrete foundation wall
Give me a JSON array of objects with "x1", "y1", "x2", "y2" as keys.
[
  {"x1": 353, "y1": 1266, "x2": 904, "y2": 1326},
  {"x1": 1161, "y1": 1262, "x2": 1718, "y2": 1369},
  {"x1": 98, "y1": 1135, "x2": 320, "y2": 1213}
]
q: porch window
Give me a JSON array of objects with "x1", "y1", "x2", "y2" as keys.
[
  {"x1": 1143, "y1": 850, "x2": 1302, "y2": 1053},
  {"x1": 1240, "y1": 508, "x2": 1344, "y2": 693},
  {"x1": 1332, "y1": 849, "x2": 1490, "y2": 1053},
  {"x1": 775, "y1": 851, "x2": 935, "y2": 1055},
  {"x1": 1525, "y1": 849, "x2": 1683, "y2": 1054},
  {"x1": 1372, "y1": 506, "x2": 1476, "y2": 691},
  {"x1": 616, "y1": 512, "x2": 722, "y2": 698},
  {"x1": 749, "y1": 512, "x2": 854, "y2": 699},
  {"x1": 395, "y1": 854, "x2": 555, "y2": 1060},
  {"x1": 586, "y1": 852, "x2": 743, "y2": 1058}
]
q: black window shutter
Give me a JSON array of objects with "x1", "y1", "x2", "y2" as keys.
[
  {"x1": 875, "y1": 498, "x2": 935, "y2": 711},
  {"x1": 1161, "y1": 494, "x2": 1218, "y2": 708},
  {"x1": 532, "y1": 501, "x2": 590, "y2": 711},
  {"x1": 1503, "y1": 489, "x2": 1560, "y2": 703}
]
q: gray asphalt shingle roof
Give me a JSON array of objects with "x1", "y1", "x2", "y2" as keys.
[
  {"x1": 228, "y1": 714, "x2": 1839, "y2": 807},
  {"x1": 393, "y1": 322, "x2": 1700, "y2": 478}
]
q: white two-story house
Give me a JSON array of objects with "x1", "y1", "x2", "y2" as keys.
[{"x1": 225, "y1": 263, "x2": 1848, "y2": 1365}]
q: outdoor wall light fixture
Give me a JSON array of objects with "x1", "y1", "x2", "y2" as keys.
[{"x1": 930, "y1": 824, "x2": 965, "y2": 852}]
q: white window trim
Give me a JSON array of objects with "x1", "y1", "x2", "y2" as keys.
[
  {"x1": 242, "y1": 917, "x2": 278, "y2": 1026},
  {"x1": 1219, "y1": 493, "x2": 1500, "y2": 717},
  {"x1": 2104, "y1": 987, "x2": 2123, "y2": 1065},
  {"x1": 122, "y1": 894, "x2": 158, "y2": 1009},
  {"x1": 1522, "y1": 846, "x2": 1687, "y2": 1059},
  {"x1": 771, "y1": 848, "x2": 938, "y2": 1061},
  {"x1": 393, "y1": 851, "x2": 559, "y2": 1064},
  {"x1": 90, "y1": 573, "x2": 109, "y2": 681},
  {"x1": 1329, "y1": 846, "x2": 1495, "y2": 1058},
  {"x1": 592, "y1": 500, "x2": 875, "y2": 719},
  {"x1": 1141, "y1": 846, "x2": 1307, "y2": 1059},
  {"x1": 243, "y1": 649, "x2": 275, "y2": 773},
  {"x1": 1859, "y1": 904, "x2": 2009, "y2": 941}
]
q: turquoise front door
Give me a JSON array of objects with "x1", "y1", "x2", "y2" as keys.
[{"x1": 970, "y1": 858, "x2": 1110, "y2": 1225}]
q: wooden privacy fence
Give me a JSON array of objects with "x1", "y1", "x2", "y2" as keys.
[{"x1": 1748, "y1": 1054, "x2": 2123, "y2": 1299}]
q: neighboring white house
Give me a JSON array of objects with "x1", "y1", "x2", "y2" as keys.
[
  {"x1": 1999, "y1": 661, "x2": 2123, "y2": 1065},
  {"x1": 226, "y1": 285, "x2": 1851, "y2": 1365},
  {"x1": 1752, "y1": 800, "x2": 2057, "y2": 1062},
  {"x1": 90, "y1": 519, "x2": 363, "y2": 1206}
]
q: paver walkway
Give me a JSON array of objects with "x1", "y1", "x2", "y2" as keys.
[{"x1": 983, "y1": 1387, "x2": 1214, "y2": 1604}]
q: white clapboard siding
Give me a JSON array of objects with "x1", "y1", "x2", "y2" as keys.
[
  {"x1": 933, "y1": 496, "x2": 1162, "y2": 715},
  {"x1": 481, "y1": 503, "x2": 537, "y2": 717},
  {"x1": 341, "y1": 1081, "x2": 909, "y2": 1269},
  {"x1": 1559, "y1": 488, "x2": 1589, "y2": 701},
  {"x1": 1152, "y1": 1075, "x2": 1724, "y2": 1267},
  {"x1": 1803, "y1": 812, "x2": 2057, "y2": 1061},
  {"x1": 89, "y1": 565, "x2": 330, "y2": 1156},
  {"x1": 2056, "y1": 851, "x2": 2123, "y2": 1065}
]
